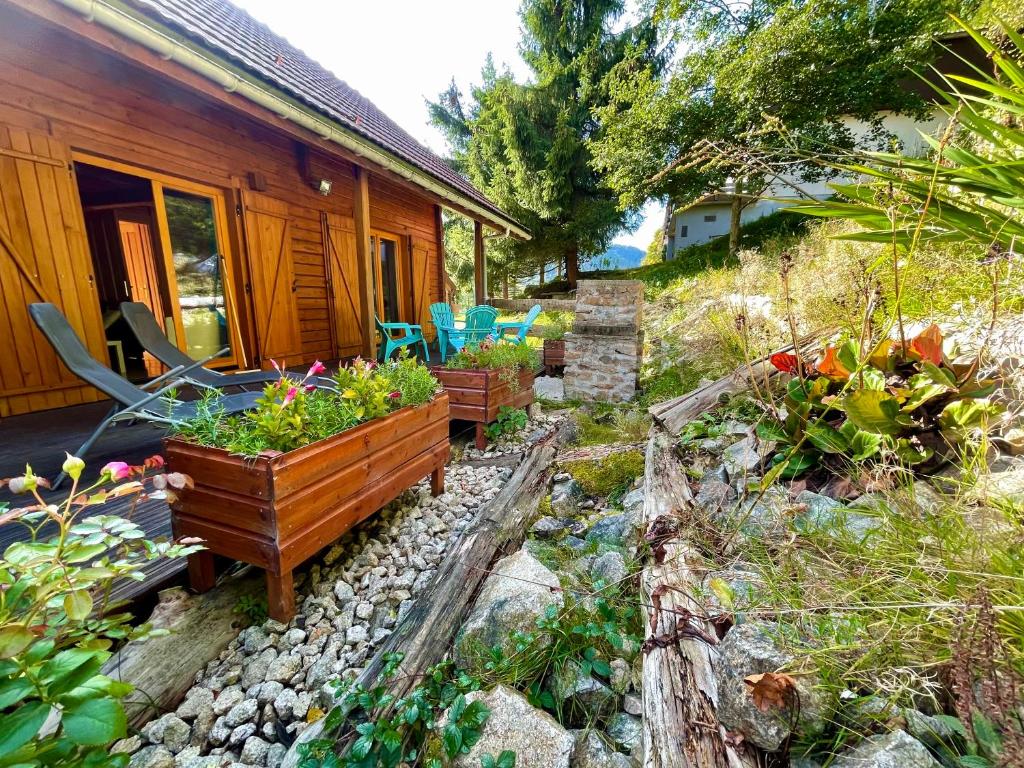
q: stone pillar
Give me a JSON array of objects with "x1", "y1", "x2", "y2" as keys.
[{"x1": 563, "y1": 280, "x2": 644, "y2": 403}]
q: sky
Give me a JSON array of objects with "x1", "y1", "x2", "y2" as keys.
[{"x1": 232, "y1": 0, "x2": 661, "y2": 252}]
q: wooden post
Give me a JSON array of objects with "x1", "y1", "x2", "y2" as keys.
[
  {"x1": 354, "y1": 166, "x2": 376, "y2": 358},
  {"x1": 473, "y1": 219, "x2": 485, "y2": 306}
]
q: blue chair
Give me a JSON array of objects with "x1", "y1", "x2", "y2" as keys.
[
  {"x1": 495, "y1": 304, "x2": 543, "y2": 345},
  {"x1": 376, "y1": 316, "x2": 428, "y2": 361},
  {"x1": 430, "y1": 304, "x2": 498, "y2": 362}
]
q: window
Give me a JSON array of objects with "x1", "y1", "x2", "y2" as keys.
[
  {"x1": 704, "y1": 214, "x2": 717, "y2": 223},
  {"x1": 679, "y1": 225, "x2": 688, "y2": 238}
]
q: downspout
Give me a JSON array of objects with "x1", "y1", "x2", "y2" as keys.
[{"x1": 53, "y1": 0, "x2": 531, "y2": 241}]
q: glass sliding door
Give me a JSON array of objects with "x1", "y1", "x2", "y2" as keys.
[
  {"x1": 152, "y1": 181, "x2": 239, "y2": 367},
  {"x1": 371, "y1": 233, "x2": 401, "y2": 323}
]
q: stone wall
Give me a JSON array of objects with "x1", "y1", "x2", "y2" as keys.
[{"x1": 564, "y1": 280, "x2": 644, "y2": 403}]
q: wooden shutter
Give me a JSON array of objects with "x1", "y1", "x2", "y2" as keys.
[
  {"x1": 323, "y1": 211, "x2": 363, "y2": 358},
  {"x1": 409, "y1": 241, "x2": 434, "y2": 341},
  {"x1": 241, "y1": 191, "x2": 302, "y2": 364},
  {"x1": 0, "y1": 125, "x2": 106, "y2": 415}
]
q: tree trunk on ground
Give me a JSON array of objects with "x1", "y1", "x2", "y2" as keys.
[
  {"x1": 647, "y1": 331, "x2": 826, "y2": 436},
  {"x1": 729, "y1": 195, "x2": 742, "y2": 256},
  {"x1": 283, "y1": 423, "x2": 572, "y2": 768},
  {"x1": 565, "y1": 245, "x2": 579, "y2": 289},
  {"x1": 641, "y1": 431, "x2": 758, "y2": 768},
  {"x1": 103, "y1": 571, "x2": 262, "y2": 728}
]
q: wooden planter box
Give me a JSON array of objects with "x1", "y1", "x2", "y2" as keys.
[
  {"x1": 543, "y1": 339, "x2": 565, "y2": 374},
  {"x1": 431, "y1": 367, "x2": 535, "y2": 450},
  {"x1": 163, "y1": 394, "x2": 450, "y2": 620}
]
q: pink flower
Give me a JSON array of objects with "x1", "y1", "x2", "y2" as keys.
[
  {"x1": 307, "y1": 360, "x2": 326, "y2": 377},
  {"x1": 282, "y1": 386, "x2": 298, "y2": 406},
  {"x1": 102, "y1": 461, "x2": 132, "y2": 481},
  {"x1": 270, "y1": 359, "x2": 282, "y2": 373},
  {"x1": 366, "y1": 360, "x2": 377, "y2": 370},
  {"x1": 304, "y1": 384, "x2": 317, "y2": 393},
  {"x1": 388, "y1": 391, "x2": 401, "y2": 400}
]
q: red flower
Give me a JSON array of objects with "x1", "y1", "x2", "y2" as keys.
[
  {"x1": 101, "y1": 461, "x2": 132, "y2": 481},
  {"x1": 388, "y1": 391, "x2": 401, "y2": 400},
  {"x1": 304, "y1": 384, "x2": 317, "y2": 393},
  {"x1": 306, "y1": 360, "x2": 327, "y2": 378},
  {"x1": 769, "y1": 352, "x2": 800, "y2": 375},
  {"x1": 282, "y1": 386, "x2": 298, "y2": 406}
]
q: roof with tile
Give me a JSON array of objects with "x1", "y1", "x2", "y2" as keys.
[{"x1": 125, "y1": 0, "x2": 523, "y2": 231}]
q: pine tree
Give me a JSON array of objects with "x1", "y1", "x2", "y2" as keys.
[{"x1": 428, "y1": 0, "x2": 663, "y2": 289}]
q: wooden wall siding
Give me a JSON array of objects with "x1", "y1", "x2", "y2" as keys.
[
  {"x1": 0, "y1": 7, "x2": 446, "y2": 412},
  {"x1": 0, "y1": 125, "x2": 107, "y2": 417}
]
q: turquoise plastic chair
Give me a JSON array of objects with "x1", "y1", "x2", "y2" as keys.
[
  {"x1": 495, "y1": 304, "x2": 542, "y2": 345},
  {"x1": 429, "y1": 302, "x2": 456, "y2": 362},
  {"x1": 431, "y1": 304, "x2": 498, "y2": 361},
  {"x1": 376, "y1": 316, "x2": 428, "y2": 362}
]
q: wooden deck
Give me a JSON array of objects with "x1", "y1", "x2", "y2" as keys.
[{"x1": 0, "y1": 398, "x2": 184, "y2": 604}]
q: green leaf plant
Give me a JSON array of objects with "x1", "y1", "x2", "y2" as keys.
[
  {"x1": 483, "y1": 407, "x2": 529, "y2": 444},
  {"x1": 0, "y1": 455, "x2": 202, "y2": 766},
  {"x1": 760, "y1": 324, "x2": 1002, "y2": 479}
]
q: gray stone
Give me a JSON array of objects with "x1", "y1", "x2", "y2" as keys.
[
  {"x1": 796, "y1": 491, "x2": 880, "y2": 540},
  {"x1": 620, "y1": 489, "x2": 645, "y2": 517},
  {"x1": 162, "y1": 715, "x2": 192, "y2": 753},
  {"x1": 242, "y1": 649, "x2": 278, "y2": 689},
  {"x1": 790, "y1": 759, "x2": 823, "y2": 768},
  {"x1": 441, "y1": 685, "x2": 575, "y2": 768},
  {"x1": 206, "y1": 717, "x2": 231, "y2": 748},
  {"x1": 606, "y1": 713, "x2": 641, "y2": 753},
  {"x1": 256, "y1": 681, "x2": 284, "y2": 707},
  {"x1": 333, "y1": 580, "x2": 355, "y2": 603},
  {"x1": 903, "y1": 709, "x2": 961, "y2": 761},
  {"x1": 228, "y1": 722, "x2": 257, "y2": 747},
  {"x1": 715, "y1": 622, "x2": 826, "y2": 751},
  {"x1": 970, "y1": 466, "x2": 1024, "y2": 504},
  {"x1": 623, "y1": 694, "x2": 642, "y2": 716},
  {"x1": 240, "y1": 736, "x2": 271, "y2": 766},
  {"x1": 266, "y1": 743, "x2": 287, "y2": 768},
  {"x1": 265, "y1": 654, "x2": 302, "y2": 684},
  {"x1": 590, "y1": 551, "x2": 629, "y2": 586},
  {"x1": 346, "y1": 625, "x2": 369, "y2": 645},
  {"x1": 609, "y1": 658, "x2": 630, "y2": 694},
  {"x1": 224, "y1": 699, "x2": 258, "y2": 728},
  {"x1": 831, "y1": 730, "x2": 941, "y2": 767},
  {"x1": 723, "y1": 436, "x2": 764, "y2": 478},
  {"x1": 725, "y1": 485, "x2": 792, "y2": 537},
  {"x1": 694, "y1": 479, "x2": 736, "y2": 514},
  {"x1": 571, "y1": 729, "x2": 637, "y2": 768},
  {"x1": 455, "y1": 550, "x2": 564, "y2": 669},
  {"x1": 273, "y1": 687, "x2": 300, "y2": 720},
  {"x1": 177, "y1": 688, "x2": 215, "y2": 721},
  {"x1": 535, "y1": 376, "x2": 566, "y2": 402},
  {"x1": 546, "y1": 661, "x2": 616, "y2": 724},
  {"x1": 586, "y1": 513, "x2": 631, "y2": 546},
  {"x1": 130, "y1": 746, "x2": 175, "y2": 768},
  {"x1": 532, "y1": 516, "x2": 572, "y2": 539}
]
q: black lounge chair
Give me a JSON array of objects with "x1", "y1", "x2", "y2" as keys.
[
  {"x1": 119, "y1": 302, "x2": 289, "y2": 390},
  {"x1": 29, "y1": 302, "x2": 262, "y2": 487}
]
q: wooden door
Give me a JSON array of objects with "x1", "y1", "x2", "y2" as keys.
[
  {"x1": 241, "y1": 191, "x2": 301, "y2": 364},
  {"x1": 409, "y1": 240, "x2": 434, "y2": 341},
  {"x1": 323, "y1": 211, "x2": 364, "y2": 358},
  {"x1": 0, "y1": 126, "x2": 106, "y2": 416},
  {"x1": 118, "y1": 207, "x2": 166, "y2": 376}
]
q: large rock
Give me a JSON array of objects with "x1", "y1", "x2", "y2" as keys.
[
  {"x1": 442, "y1": 685, "x2": 575, "y2": 768},
  {"x1": 722, "y1": 436, "x2": 765, "y2": 478},
  {"x1": 586, "y1": 513, "x2": 634, "y2": 546},
  {"x1": 546, "y1": 661, "x2": 616, "y2": 724},
  {"x1": 715, "y1": 622, "x2": 826, "y2": 751},
  {"x1": 831, "y1": 730, "x2": 941, "y2": 767},
  {"x1": 455, "y1": 550, "x2": 563, "y2": 669},
  {"x1": 590, "y1": 551, "x2": 629, "y2": 586},
  {"x1": 535, "y1": 376, "x2": 566, "y2": 403},
  {"x1": 794, "y1": 491, "x2": 880, "y2": 540},
  {"x1": 571, "y1": 729, "x2": 637, "y2": 768}
]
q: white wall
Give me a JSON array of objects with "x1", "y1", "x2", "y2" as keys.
[{"x1": 666, "y1": 109, "x2": 948, "y2": 256}]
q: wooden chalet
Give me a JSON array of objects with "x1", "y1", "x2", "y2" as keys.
[{"x1": 0, "y1": 0, "x2": 527, "y2": 418}]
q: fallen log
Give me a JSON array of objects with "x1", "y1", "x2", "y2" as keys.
[
  {"x1": 556, "y1": 441, "x2": 644, "y2": 465},
  {"x1": 641, "y1": 429, "x2": 758, "y2": 768},
  {"x1": 649, "y1": 333, "x2": 825, "y2": 436},
  {"x1": 283, "y1": 421, "x2": 571, "y2": 767},
  {"x1": 103, "y1": 570, "x2": 262, "y2": 728}
]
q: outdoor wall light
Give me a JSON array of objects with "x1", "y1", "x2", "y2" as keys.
[{"x1": 317, "y1": 178, "x2": 333, "y2": 195}]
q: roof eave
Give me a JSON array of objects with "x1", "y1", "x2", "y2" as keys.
[{"x1": 53, "y1": 0, "x2": 530, "y2": 239}]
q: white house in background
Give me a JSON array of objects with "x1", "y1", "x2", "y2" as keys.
[{"x1": 665, "y1": 109, "x2": 948, "y2": 257}]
